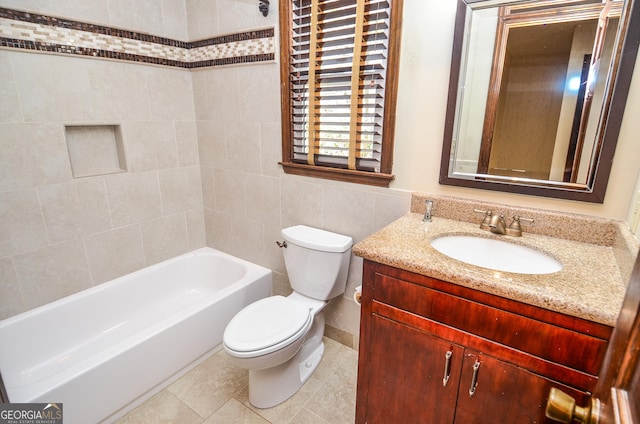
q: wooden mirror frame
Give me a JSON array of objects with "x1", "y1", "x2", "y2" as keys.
[{"x1": 439, "y1": 0, "x2": 640, "y2": 202}]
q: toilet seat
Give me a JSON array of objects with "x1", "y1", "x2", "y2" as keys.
[{"x1": 223, "y1": 296, "x2": 313, "y2": 358}]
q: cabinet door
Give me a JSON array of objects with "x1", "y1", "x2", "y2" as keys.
[
  {"x1": 453, "y1": 351, "x2": 591, "y2": 424},
  {"x1": 364, "y1": 315, "x2": 464, "y2": 424}
]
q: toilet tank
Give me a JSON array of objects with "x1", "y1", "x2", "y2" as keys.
[{"x1": 281, "y1": 226, "x2": 353, "y2": 301}]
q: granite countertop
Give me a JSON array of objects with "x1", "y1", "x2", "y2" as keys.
[{"x1": 353, "y1": 213, "x2": 628, "y2": 326}]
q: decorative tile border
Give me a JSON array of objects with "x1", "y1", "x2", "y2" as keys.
[{"x1": 0, "y1": 7, "x2": 275, "y2": 69}]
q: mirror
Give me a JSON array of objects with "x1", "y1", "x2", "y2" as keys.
[{"x1": 439, "y1": 0, "x2": 640, "y2": 202}]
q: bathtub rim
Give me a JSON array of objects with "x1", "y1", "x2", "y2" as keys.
[
  {"x1": 0, "y1": 247, "x2": 272, "y2": 404},
  {"x1": 0, "y1": 246, "x2": 271, "y2": 327}
]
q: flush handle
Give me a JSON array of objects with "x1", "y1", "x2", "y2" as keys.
[
  {"x1": 276, "y1": 240, "x2": 287, "y2": 248},
  {"x1": 468, "y1": 360, "x2": 480, "y2": 398},
  {"x1": 442, "y1": 350, "x2": 453, "y2": 387}
]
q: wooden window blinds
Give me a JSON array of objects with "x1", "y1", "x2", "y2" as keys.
[{"x1": 279, "y1": 0, "x2": 403, "y2": 187}]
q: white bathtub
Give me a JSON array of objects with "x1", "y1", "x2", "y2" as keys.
[{"x1": 0, "y1": 247, "x2": 271, "y2": 424}]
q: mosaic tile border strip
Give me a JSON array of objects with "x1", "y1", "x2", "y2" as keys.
[{"x1": 0, "y1": 7, "x2": 275, "y2": 69}]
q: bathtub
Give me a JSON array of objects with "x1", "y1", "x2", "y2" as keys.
[{"x1": 0, "y1": 247, "x2": 271, "y2": 424}]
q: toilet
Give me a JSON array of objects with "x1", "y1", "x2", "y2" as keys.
[{"x1": 222, "y1": 225, "x2": 353, "y2": 408}]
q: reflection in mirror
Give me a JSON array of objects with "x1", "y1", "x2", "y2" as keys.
[{"x1": 440, "y1": 0, "x2": 640, "y2": 202}]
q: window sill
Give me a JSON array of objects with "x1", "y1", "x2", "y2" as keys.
[{"x1": 280, "y1": 162, "x2": 394, "y2": 187}]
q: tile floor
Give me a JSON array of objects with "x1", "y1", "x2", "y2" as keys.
[{"x1": 115, "y1": 338, "x2": 358, "y2": 424}]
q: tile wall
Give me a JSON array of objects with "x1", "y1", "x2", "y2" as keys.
[
  {"x1": 193, "y1": 62, "x2": 412, "y2": 346},
  {"x1": 0, "y1": 7, "x2": 275, "y2": 68},
  {"x1": 189, "y1": 1, "x2": 412, "y2": 347},
  {"x1": 0, "y1": 2, "x2": 213, "y2": 319},
  {"x1": 0, "y1": 0, "x2": 413, "y2": 347},
  {"x1": 0, "y1": 49, "x2": 204, "y2": 319},
  {"x1": 0, "y1": 0, "x2": 189, "y2": 41}
]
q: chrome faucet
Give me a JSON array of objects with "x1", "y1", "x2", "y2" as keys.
[{"x1": 423, "y1": 200, "x2": 434, "y2": 222}]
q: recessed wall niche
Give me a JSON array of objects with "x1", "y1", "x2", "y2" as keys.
[{"x1": 65, "y1": 125, "x2": 127, "y2": 178}]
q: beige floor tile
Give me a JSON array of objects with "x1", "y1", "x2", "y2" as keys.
[
  {"x1": 123, "y1": 337, "x2": 359, "y2": 424},
  {"x1": 202, "y1": 399, "x2": 270, "y2": 424},
  {"x1": 288, "y1": 408, "x2": 333, "y2": 424},
  {"x1": 304, "y1": 367, "x2": 357, "y2": 424},
  {"x1": 313, "y1": 338, "x2": 359, "y2": 382},
  {"x1": 238, "y1": 374, "x2": 323, "y2": 423},
  {"x1": 168, "y1": 350, "x2": 248, "y2": 418},
  {"x1": 115, "y1": 390, "x2": 203, "y2": 424}
]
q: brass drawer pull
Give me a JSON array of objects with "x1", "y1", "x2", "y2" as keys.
[
  {"x1": 442, "y1": 350, "x2": 453, "y2": 387},
  {"x1": 469, "y1": 360, "x2": 481, "y2": 398}
]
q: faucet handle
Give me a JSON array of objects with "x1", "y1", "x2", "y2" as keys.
[
  {"x1": 519, "y1": 216, "x2": 535, "y2": 224},
  {"x1": 473, "y1": 209, "x2": 492, "y2": 231},
  {"x1": 506, "y1": 216, "x2": 534, "y2": 237}
]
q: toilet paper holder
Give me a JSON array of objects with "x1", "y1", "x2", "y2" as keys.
[{"x1": 353, "y1": 285, "x2": 362, "y2": 305}]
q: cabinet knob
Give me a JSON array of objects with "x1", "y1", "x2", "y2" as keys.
[{"x1": 545, "y1": 388, "x2": 599, "y2": 424}]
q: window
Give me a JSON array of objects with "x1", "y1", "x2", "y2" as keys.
[{"x1": 279, "y1": 0, "x2": 403, "y2": 187}]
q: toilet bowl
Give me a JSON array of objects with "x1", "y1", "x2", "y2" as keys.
[{"x1": 223, "y1": 225, "x2": 352, "y2": 408}]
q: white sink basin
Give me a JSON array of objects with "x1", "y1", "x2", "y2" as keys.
[{"x1": 430, "y1": 235, "x2": 562, "y2": 275}]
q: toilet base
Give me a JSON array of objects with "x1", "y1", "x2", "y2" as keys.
[{"x1": 248, "y1": 313, "x2": 325, "y2": 408}]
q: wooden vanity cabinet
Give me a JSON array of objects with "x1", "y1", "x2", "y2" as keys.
[{"x1": 355, "y1": 260, "x2": 614, "y2": 424}]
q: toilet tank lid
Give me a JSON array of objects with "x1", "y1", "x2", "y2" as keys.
[{"x1": 282, "y1": 225, "x2": 353, "y2": 253}]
